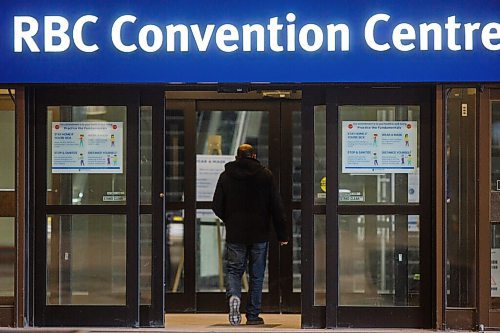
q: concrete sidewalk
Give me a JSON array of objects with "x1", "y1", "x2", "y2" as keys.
[{"x1": 0, "y1": 314, "x2": 484, "y2": 332}]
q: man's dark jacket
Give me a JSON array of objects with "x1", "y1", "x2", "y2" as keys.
[{"x1": 212, "y1": 157, "x2": 288, "y2": 244}]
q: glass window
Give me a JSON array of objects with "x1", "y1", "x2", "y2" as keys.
[
  {"x1": 166, "y1": 110, "x2": 185, "y2": 202},
  {"x1": 338, "y1": 105, "x2": 420, "y2": 205},
  {"x1": 46, "y1": 215, "x2": 126, "y2": 305},
  {"x1": 0, "y1": 89, "x2": 16, "y2": 302},
  {"x1": 166, "y1": 210, "x2": 184, "y2": 293},
  {"x1": 314, "y1": 106, "x2": 326, "y2": 205},
  {"x1": 196, "y1": 110, "x2": 269, "y2": 163},
  {"x1": 195, "y1": 110, "x2": 269, "y2": 202},
  {"x1": 292, "y1": 110, "x2": 302, "y2": 201},
  {"x1": 491, "y1": 100, "x2": 500, "y2": 190},
  {"x1": 446, "y1": 88, "x2": 477, "y2": 307},
  {"x1": 491, "y1": 100, "x2": 500, "y2": 308},
  {"x1": 195, "y1": 209, "x2": 269, "y2": 293},
  {"x1": 47, "y1": 106, "x2": 127, "y2": 205},
  {"x1": 339, "y1": 215, "x2": 420, "y2": 307},
  {"x1": 140, "y1": 214, "x2": 152, "y2": 304},
  {"x1": 491, "y1": 224, "x2": 500, "y2": 308},
  {"x1": 0, "y1": 108, "x2": 15, "y2": 190},
  {"x1": 140, "y1": 107, "x2": 152, "y2": 205},
  {"x1": 0, "y1": 217, "x2": 15, "y2": 298},
  {"x1": 196, "y1": 209, "x2": 226, "y2": 292},
  {"x1": 195, "y1": 110, "x2": 270, "y2": 292},
  {"x1": 292, "y1": 210, "x2": 302, "y2": 292},
  {"x1": 314, "y1": 215, "x2": 326, "y2": 306}
]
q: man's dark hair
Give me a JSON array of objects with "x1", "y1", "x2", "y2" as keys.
[{"x1": 236, "y1": 144, "x2": 256, "y2": 159}]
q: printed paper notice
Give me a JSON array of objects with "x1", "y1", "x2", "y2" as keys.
[
  {"x1": 196, "y1": 154, "x2": 234, "y2": 201},
  {"x1": 52, "y1": 122, "x2": 123, "y2": 174},
  {"x1": 342, "y1": 121, "x2": 418, "y2": 174}
]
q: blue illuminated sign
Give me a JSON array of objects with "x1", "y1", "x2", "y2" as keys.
[{"x1": 0, "y1": 0, "x2": 498, "y2": 83}]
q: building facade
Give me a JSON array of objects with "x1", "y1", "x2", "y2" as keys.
[{"x1": 0, "y1": 0, "x2": 499, "y2": 330}]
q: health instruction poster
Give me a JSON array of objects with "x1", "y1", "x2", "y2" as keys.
[
  {"x1": 342, "y1": 121, "x2": 418, "y2": 174},
  {"x1": 52, "y1": 122, "x2": 123, "y2": 174}
]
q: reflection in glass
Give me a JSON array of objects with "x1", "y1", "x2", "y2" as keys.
[
  {"x1": 491, "y1": 101, "x2": 500, "y2": 190},
  {"x1": 166, "y1": 210, "x2": 184, "y2": 293},
  {"x1": 0, "y1": 217, "x2": 15, "y2": 298},
  {"x1": 140, "y1": 215, "x2": 152, "y2": 304},
  {"x1": 314, "y1": 106, "x2": 326, "y2": 205},
  {"x1": 339, "y1": 215, "x2": 420, "y2": 307},
  {"x1": 46, "y1": 215, "x2": 126, "y2": 305},
  {"x1": 166, "y1": 110, "x2": 185, "y2": 202},
  {"x1": 0, "y1": 91, "x2": 15, "y2": 301},
  {"x1": 292, "y1": 110, "x2": 302, "y2": 201},
  {"x1": 338, "y1": 105, "x2": 420, "y2": 205},
  {"x1": 491, "y1": 101, "x2": 500, "y2": 308},
  {"x1": 195, "y1": 110, "x2": 270, "y2": 292},
  {"x1": 0, "y1": 108, "x2": 15, "y2": 190},
  {"x1": 196, "y1": 209, "x2": 269, "y2": 292},
  {"x1": 314, "y1": 215, "x2": 326, "y2": 305},
  {"x1": 292, "y1": 210, "x2": 302, "y2": 292},
  {"x1": 196, "y1": 111, "x2": 269, "y2": 167},
  {"x1": 492, "y1": 224, "x2": 500, "y2": 307},
  {"x1": 196, "y1": 209, "x2": 226, "y2": 292},
  {"x1": 140, "y1": 106, "x2": 152, "y2": 204},
  {"x1": 47, "y1": 106, "x2": 127, "y2": 205}
]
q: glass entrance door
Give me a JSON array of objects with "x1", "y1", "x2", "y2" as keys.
[
  {"x1": 163, "y1": 92, "x2": 302, "y2": 313},
  {"x1": 33, "y1": 88, "x2": 165, "y2": 327},
  {"x1": 301, "y1": 87, "x2": 433, "y2": 328}
]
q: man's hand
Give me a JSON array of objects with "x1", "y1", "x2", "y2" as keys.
[{"x1": 280, "y1": 241, "x2": 288, "y2": 246}]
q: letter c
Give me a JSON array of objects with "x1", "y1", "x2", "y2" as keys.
[
  {"x1": 74, "y1": 15, "x2": 99, "y2": 52},
  {"x1": 112, "y1": 15, "x2": 137, "y2": 52},
  {"x1": 365, "y1": 13, "x2": 391, "y2": 51}
]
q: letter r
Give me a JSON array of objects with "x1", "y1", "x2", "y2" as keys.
[{"x1": 14, "y1": 16, "x2": 41, "y2": 52}]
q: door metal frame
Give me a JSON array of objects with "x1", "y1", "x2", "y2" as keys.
[
  {"x1": 163, "y1": 98, "x2": 196, "y2": 312},
  {"x1": 301, "y1": 86, "x2": 434, "y2": 328},
  {"x1": 140, "y1": 89, "x2": 166, "y2": 327},
  {"x1": 164, "y1": 93, "x2": 302, "y2": 313},
  {"x1": 301, "y1": 87, "x2": 326, "y2": 328},
  {"x1": 31, "y1": 86, "x2": 165, "y2": 327},
  {"x1": 279, "y1": 100, "x2": 302, "y2": 313},
  {"x1": 193, "y1": 99, "x2": 281, "y2": 313}
]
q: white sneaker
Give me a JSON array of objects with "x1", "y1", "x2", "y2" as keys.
[{"x1": 228, "y1": 295, "x2": 241, "y2": 326}]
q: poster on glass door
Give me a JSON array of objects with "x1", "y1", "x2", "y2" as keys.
[
  {"x1": 196, "y1": 154, "x2": 235, "y2": 201},
  {"x1": 342, "y1": 121, "x2": 418, "y2": 174},
  {"x1": 52, "y1": 122, "x2": 123, "y2": 174}
]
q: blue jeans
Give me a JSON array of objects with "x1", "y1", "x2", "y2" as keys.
[{"x1": 224, "y1": 242, "x2": 268, "y2": 320}]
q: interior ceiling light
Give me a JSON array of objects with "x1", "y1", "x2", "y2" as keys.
[
  {"x1": 84, "y1": 106, "x2": 107, "y2": 115},
  {"x1": 261, "y1": 90, "x2": 292, "y2": 98}
]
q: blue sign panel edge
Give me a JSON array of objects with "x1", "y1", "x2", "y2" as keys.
[{"x1": 0, "y1": 0, "x2": 498, "y2": 84}]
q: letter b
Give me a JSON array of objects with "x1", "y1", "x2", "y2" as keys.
[{"x1": 45, "y1": 16, "x2": 71, "y2": 52}]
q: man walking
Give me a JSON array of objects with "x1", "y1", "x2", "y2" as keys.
[{"x1": 212, "y1": 144, "x2": 288, "y2": 326}]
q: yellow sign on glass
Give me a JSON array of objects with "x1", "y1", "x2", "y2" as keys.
[{"x1": 320, "y1": 177, "x2": 326, "y2": 192}]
